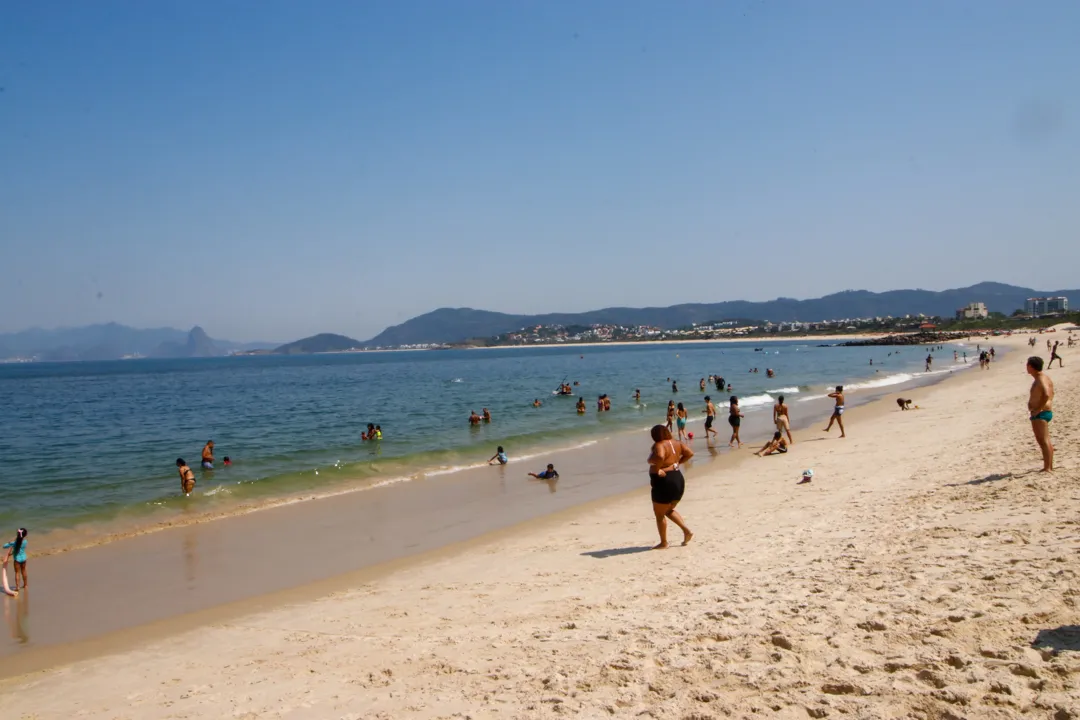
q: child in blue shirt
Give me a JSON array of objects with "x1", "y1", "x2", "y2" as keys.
[
  {"x1": 488, "y1": 446, "x2": 508, "y2": 465},
  {"x1": 528, "y1": 464, "x2": 559, "y2": 480},
  {"x1": 3, "y1": 528, "x2": 28, "y2": 591}
]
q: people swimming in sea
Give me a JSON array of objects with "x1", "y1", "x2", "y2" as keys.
[
  {"x1": 597, "y1": 395, "x2": 605, "y2": 412},
  {"x1": 469, "y1": 410, "x2": 482, "y2": 426},
  {"x1": 766, "y1": 368, "x2": 775, "y2": 378},
  {"x1": 728, "y1": 396, "x2": 744, "y2": 448},
  {"x1": 754, "y1": 431, "x2": 789, "y2": 457},
  {"x1": 715, "y1": 375, "x2": 724, "y2": 391},
  {"x1": 533, "y1": 398, "x2": 542, "y2": 407},
  {"x1": 824, "y1": 385, "x2": 846, "y2": 438},
  {"x1": 481, "y1": 408, "x2": 492, "y2": 423},
  {"x1": 576, "y1": 397, "x2": 586, "y2": 414},
  {"x1": 176, "y1": 458, "x2": 196, "y2": 496},
  {"x1": 666, "y1": 400, "x2": 676, "y2": 431},
  {"x1": 675, "y1": 402, "x2": 688, "y2": 442},
  {"x1": 603, "y1": 394, "x2": 611, "y2": 411},
  {"x1": 223, "y1": 456, "x2": 232, "y2": 466},
  {"x1": 726, "y1": 383, "x2": 732, "y2": 393},
  {"x1": 647, "y1": 424, "x2": 694, "y2": 549},
  {"x1": 529, "y1": 464, "x2": 559, "y2": 480},
  {"x1": 634, "y1": 389, "x2": 641, "y2": 402},
  {"x1": 374, "y1": 425, "x2": 383, "y2": 439},
  {"x1": 201, "y1": 440, "x2": 215, "y2": 470},
  {"x1": 362, "y1": 423, "x2": 376, "y2": 440},
  {"x1": 488, "y1": 446, "x2": 508, "y2": 465},
  {"x1": 699, "y1": 378, "x2": 706, "y2": 392},
  {"x1": 2, "y1": 528, "x2": 29, "y2": 591},
  {"x1": 672, "y1": 380, "x2": 678, "y2": 393}
]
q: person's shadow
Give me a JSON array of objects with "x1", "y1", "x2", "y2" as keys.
[
  {"x1": 581, "y1": 546, "x2": 653, "y2": 559},
  {"x1": 1032, "y1": 626, "x2": 1080, "y2": 653}
]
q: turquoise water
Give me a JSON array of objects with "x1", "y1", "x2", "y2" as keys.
[{"x1": 0, "y1": 340, "x2": 971, "y2": 543}]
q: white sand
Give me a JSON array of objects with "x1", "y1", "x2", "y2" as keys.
[{"x1": 3, "y1": 334, "x2": 1078, "y2": 719}]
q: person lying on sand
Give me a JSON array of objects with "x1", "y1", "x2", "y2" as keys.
[
  {"x1": 754, "y1": 431, "x2": 789, "y2": 456},
  {"x1": 528, "y1": 464, "x2": 559, "y2": 480}
]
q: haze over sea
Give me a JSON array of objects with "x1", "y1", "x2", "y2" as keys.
[{"x1": 0, "y1": 339, "x2": 974, "y2": 550}]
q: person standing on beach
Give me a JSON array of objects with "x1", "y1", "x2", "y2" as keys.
[
  {"x1": 176, "y1": 458, "x2": 196, "y2": 496},
  {"x1": 675, "y1": 402, "x2": 689, "y2": 442},
  {"x1": 824, "y1": 386, "x2": 846, "y2": 438},
  {"x1": 666, "y1": 400, "x2": 675, "y2": 431},
  {"x1": 647, "y1": 425, "x2": 694, "y2": 549},
  {"x1": 773, "y1": 394, "x2": 793, "y2": 444},
  {"x1": 728, "y1": 396, "x2": 744, "y2": 447},
  {"x1": 925, "y1": 354, "x2": 932, "y2": 372},
  {"x1": 201, "y1": 440, "x2": 214, "y2": 470},
  {"x1": 1049, "y1": 341, "x2": 1063, "y2": 368},
  {"x1": 703, "y1": 396, "x2": 718, "y2": 441},
  {"x1": 1027, "y1": 356, "x2": 1055, "y2": 472}
]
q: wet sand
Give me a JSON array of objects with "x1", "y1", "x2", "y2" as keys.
[{"x1": 0, "y1": 364, "x2": 962, "y2": 675}]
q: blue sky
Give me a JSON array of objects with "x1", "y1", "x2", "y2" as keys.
[{"x1": 1, "y1": 1, "x2": 1077, "y2": 342}]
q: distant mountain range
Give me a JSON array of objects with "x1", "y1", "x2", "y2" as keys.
[
  {"x1": 362, "y1": 282, "x2": 1076, "y2": 347},
  {"x1": 0, "y1": 323, "x2": 276, "y2": 362},
  {"x1": 271, "y1": 333, "x2": 363, "y2": 355}
]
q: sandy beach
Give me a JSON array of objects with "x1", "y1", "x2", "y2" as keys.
[{"x1": 3, "y1": 333, "x2": 1077, "y2": 719}]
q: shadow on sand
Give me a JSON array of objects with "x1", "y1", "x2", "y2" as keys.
[
  {"x1": 947, "y1": 472, "x2": 1015, "y2": 487},
  {"x1": 581, "y1": 546, "x2": 653, "y2": 559},
  {"x1": 1032, "y1": 626, "x2": 1080, "y2": 654}
]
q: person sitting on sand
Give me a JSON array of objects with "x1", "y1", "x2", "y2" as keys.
[
  {"x1": 201, "y1": 440, "x2": 215, "y2": 470},
  {"x1": 488, "y1": 446, "x2": 508, "y2": 465},
  {"x1": 896, "y1": 398, "x2": 913, "y2": 410},
  {"x1": 824, "y1": 386, "x2": 846, "y2": 438},
  {"x1": 1027, "y1": 356, "x2": 1055, "y2": 472},
  {"x1": 469, "y1": 410, "x2": 482, "y2": 426},
  {"x1": 176, "y1": 458, "x2": 196, "y2": 496},
  {"x1": 647, "y1": 424, "x2": 694, "y2": 549},
  {"x1": 528, "y1": 464, "x2": 559, "y2": 480},
  {"x1": 754, "y1": 431, "x2": 789, "y2": 456}
]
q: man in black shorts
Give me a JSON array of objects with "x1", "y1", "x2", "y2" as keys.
[{"x1": 703, "y1": 396, "x2": 718, "y2": 440}]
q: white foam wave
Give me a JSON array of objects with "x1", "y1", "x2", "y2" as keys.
[
  {"x1": 767, "y1": 387, "x2": 800, "y2": 394},
  {"x1": 844, "y1": 373, "x2": 915, "y2": 391},
  {"x1": 203, "y1": 486, "x2": 233, "y2": 497},
  {"x1": 736, "y1": 393, "x2": 775, "y2": 408}
]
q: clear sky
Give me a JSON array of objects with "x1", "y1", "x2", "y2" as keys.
[{"x1": 1, "y1": 1, "x2": 1077, "y2": 342}]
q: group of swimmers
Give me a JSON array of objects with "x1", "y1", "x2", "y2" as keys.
[
  {"x1": 361, "y1": 424, "x2": 383, "y2": 440},
  {"x1": 175, "y1": 440, "x2": 232, "y2": 496},
  {"x1": 468, "y1": 408, "x2": 493, "y2": 425}
]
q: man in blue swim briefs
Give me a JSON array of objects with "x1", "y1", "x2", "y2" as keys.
[
  {"x1": 1027, "y1": 356, "x2": 1055, "y2": 472},
  {"x1": 201, "y1": 440, "x2": 214, "y2": 470},
  {"x1": 824, "y1": 386, "x2": 846, "y2": 438}
]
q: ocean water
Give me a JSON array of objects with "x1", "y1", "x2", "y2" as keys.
[{"x1": 0, "y1": 340, "x2": 974, "y2": 547}]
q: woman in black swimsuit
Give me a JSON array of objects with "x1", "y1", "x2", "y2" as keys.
[
  {"x1": 647, "y1": 425, "x2": 694, "y2": 549},
  {"x1": 728, "y1": 396, "x2": 744, "y2": 448}
]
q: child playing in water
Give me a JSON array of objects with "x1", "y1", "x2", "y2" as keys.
[
  {"x1": 488, "y1": 446, "x2": 508, "y2": 465},
  {"x1": 529, "y1": 464, "x2": 559, "y2": 480},
  {"x1": 2, "y1": 528, "x2": 28, "y2": 591}
]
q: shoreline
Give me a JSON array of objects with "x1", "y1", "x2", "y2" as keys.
[
  {"x1": 0, "y1": 351, "x2": 979, "y2": 676},
  {"x1": 2, "y1": 331, "x2": 1068, "y2": 718}
]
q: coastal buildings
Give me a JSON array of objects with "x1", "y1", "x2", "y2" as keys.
[
  {"x1": 1025, "y1": 297, "x2": 1069, "y2": 316},
  {"x1": 955, "y1": 302, "x2": 989, "y2": 320}
]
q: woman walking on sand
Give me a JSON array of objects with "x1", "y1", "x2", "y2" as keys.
[
  {"x1": 675, "y1": 402, "x2": 689, "y2": 442},
  {"x1": 666, "y1": 400, "x2": 676, "y2": 432},
  {"x1": 647, "y1": 425, "x2": 694, "y2": 549},
  {"x1": 728, "y1": 395, "x2": 744, "y2": 447}
]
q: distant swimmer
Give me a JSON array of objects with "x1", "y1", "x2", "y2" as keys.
[
  {"x1": 666, "y1": 400, "x2": 676, "y2": 431},
  {"x1": 766, "y1": 368, "x2": 775, "y2": 378},
  {"x1": 727, "y1": 384, "x2": 732, "y2": 393},
  {"x1": 773, "y1": 395, "x2": 793, "y2": 444},
  {"x1": 201, "y1": 440, "x2": 214, "y2": 470},
  {"x1": 374, "y1": 424, "x2": 383, "y2": 439},
  {"x1": 469, "y1": 410, "x2": 482, "y2": 426},
  {"x1": 362, "y1": 423, "x2": 376, "y2": 440},
  {"x1": 533, "y1": 398, "x2": 542, "y2": 407},
  {"x1": 488, "y1": 446, "x2": 508, "y2": 466},
  {"x1": 576, "y1": 397, "x2": 586, "y2": 414},
  {"x1": 896, "y1": 398, "x2": 913, "y2": 410},
  {"x1": 728, "y1": 396, "x2": 744, "y2": 448},
  {"x1": 597, "y1": 395, "x2": 604, "y2": 412},
  {"x1": 824, "y1": 385, "x2": 846, "y2": 438},
  {"x1": 1027, "y1": 356, "x2": 1055, "y2": 472},
  {"x1": 699, "y1": 378, "x2": 706, "y2": 392},
  {"x1": 703, "y1": 395, "x2": 719, "y2": 441},
  {"x1": 675, "y1": 402, "x2": 688, "y2": 442},
  {"x1": 672, "y1": 380, "x2": 678, "y2": 393},
  {"x1": 528, "y1": 464, "x2": 560, "y2": 480},
  {"x1": 176, "y1": 458, "x2": 196, "y2": 496},
  {"x1": 954, "y1": 350, "x2": 958, "y2": 362},
  {"x1": 754, "y1": 431, "x2": 789, "y2": 457},
  {"x1": 603, "y1": 394, "x2": 611, "y2": 411},
  {"x1": 715, "y1": 376, "x2": 724, "y2": 391},
  {"x1": 481, "y1": 408, "x2": 492, "y2": 423},
  {"x1": 634, "y1": 389, "x2": 641, "y2": 402},
  {"x1": 1050, "y1": 341, "x2": 1063, "y2": 368},
  {"x1": 223, "y1": 456, "x2": 232, "y2": 466}
]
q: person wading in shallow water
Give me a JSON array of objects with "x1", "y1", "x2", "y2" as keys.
[
  {"x1": 646, "y1": 425, "x2": 694, "y2": 550},
  {"x1": 1026, "y1": 355, "x2": 1055, "y2": 472}
]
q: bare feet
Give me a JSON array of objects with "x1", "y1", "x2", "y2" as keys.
[
  {"x1": 682, "y1": 531, "x2": 694, "y2": 546},
  {"x1": 653, "y1": 542, "x2": 669, "y2": 550}
]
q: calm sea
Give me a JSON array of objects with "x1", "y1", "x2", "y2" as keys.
[{"x1": 0, "y1": 340, "x2": 973, "y2": 547}]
